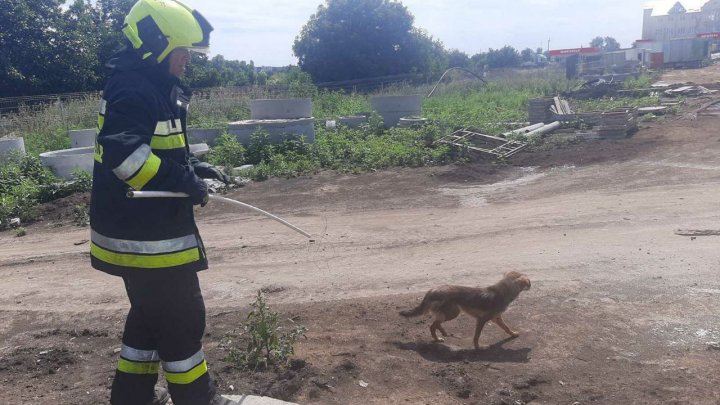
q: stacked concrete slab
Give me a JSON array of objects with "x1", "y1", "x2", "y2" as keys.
[
  {"x1": 597, "y1": 107, "x2": 638, "y2": 139},
  {"x1": 528, "y1": 98, "x2": 555, "y2": 124}
]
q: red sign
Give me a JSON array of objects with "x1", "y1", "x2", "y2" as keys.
[
  {"x1": 697, "y1": 32, "x2": 720, "y2": 39},
  {"x1": 548, "y1": 47, "x2": 602, "y2": 57}
]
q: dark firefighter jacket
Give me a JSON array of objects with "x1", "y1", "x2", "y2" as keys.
[{"x1": 90, "y1": 50, "x2": 208, "y2": 276}]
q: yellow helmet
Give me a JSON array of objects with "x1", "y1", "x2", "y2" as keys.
[{"x1": 122, "y1": 0, "x2": 213, "y2": 63}]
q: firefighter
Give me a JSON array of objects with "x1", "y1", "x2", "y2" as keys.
[{"x1": 90, "y1": 1, "x2": 236, "y2": 404}]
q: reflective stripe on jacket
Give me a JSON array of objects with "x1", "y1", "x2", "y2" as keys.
[{"x1": 90, "y1": 52, "x2": 207, "y2": 276}]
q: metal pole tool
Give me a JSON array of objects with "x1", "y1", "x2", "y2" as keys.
[{"x1": 127, "y1": 191, "x2": 312, "y2": 239}]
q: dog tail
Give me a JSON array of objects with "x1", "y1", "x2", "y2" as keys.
[{"x1": 399, "y1": 294, "x2": 430, "y2": 318}]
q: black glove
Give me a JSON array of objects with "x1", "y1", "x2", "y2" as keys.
[
  {"x1": 184, "y1": 173, "x2": 209, "y2": 207},
  {"x1": 189, "y1": 156, "x2": 232, "y2": 185}
]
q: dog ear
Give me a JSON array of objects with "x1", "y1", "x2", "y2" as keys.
[{"x1": 517, "y1": 276, "x2": 531, "y2": 290}]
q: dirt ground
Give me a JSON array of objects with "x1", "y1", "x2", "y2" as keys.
[{"x1": 3, "y1": 75, "x2": 720, "y2": 405}]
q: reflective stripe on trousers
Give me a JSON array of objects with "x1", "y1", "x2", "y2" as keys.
[
  {"x1": 117, "y1": 345, "x2": 160, "y2": 375},
  {"x1": 91, "y1": 230, "x2": 201, "y2": 269},
  {"x1": 162, "y1": 349, "x2": 209, "y2": 385}
]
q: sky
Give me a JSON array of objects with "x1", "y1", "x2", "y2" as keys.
[{"x1": 179, "y1": 0, "x2": 711, "y2": 67}]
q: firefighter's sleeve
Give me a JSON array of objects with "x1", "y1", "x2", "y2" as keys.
[{"x1": 97, "y1": 92, "x2": 195, "y2": 192}]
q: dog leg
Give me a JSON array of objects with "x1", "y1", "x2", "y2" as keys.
[
  {"x1": 473, "y1": 319, "x2": 488, "y2": 349},
  {"x1": 437, "y1": 324, "x2": 450, "y2": 337},
  {"x1": 493, "y1": 315, "x2": 519, "y2": 337},
  {"x1": 430, "y1": 321, "x2": 445, "y2": 342}
]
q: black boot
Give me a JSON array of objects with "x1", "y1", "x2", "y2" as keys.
[{"x1": 150, "y1": 386, "x2": 170, "y2": 405}]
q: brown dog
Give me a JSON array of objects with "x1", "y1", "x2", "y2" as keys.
[{"x1": 400, "y1": 272, "x2": 531, "y2": 349}]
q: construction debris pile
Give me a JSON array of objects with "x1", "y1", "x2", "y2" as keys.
[{"x1": 597, "y1": 107, "x2": 639, "y2": 139}]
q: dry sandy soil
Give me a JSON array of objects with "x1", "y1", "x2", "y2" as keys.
[{"x1": 3, "y1": 75, "x2": 720, "y2": 405}]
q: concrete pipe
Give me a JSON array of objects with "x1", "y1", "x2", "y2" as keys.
[
  {"x1": 503, "y1": 123, "x2": 545, "y2": 137},
  {"x1": 249, "y1": 98, "x2": 313, "y2": 120},
  {"x1": 398, "y1": 116, "x2": 429, "y2": 128},
  {"x1": 39, "y1": 146, "x2": 94, "y2": 180},
  {"x1": 0, "y1": 137, "x2": 26, "y2": 161},
  {"x1": 338, "y1": 115, "x2": 368, "y2": 129},
  {"x1": 228, "y1": 118, "x2": 315, "y2": 145},
  {"x1": 370, "y1": 95, "x2": 422, "y2": 128},
  {"x1": 187, "y1": 128, "x2": 221, "y2": 146},
  {"x1": 68, "y1": 129, "x2": 97, "y2": 148},
  {"x1": 525, "y1": 121, "x2": 561, "y2": 137}
]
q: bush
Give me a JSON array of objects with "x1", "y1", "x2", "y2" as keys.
[
  {"x1": 207, "y1": 132, "x2": 246, "y2": 170},
  {"x1": 0, "y1": 154, "x2": 92, "y2": 230},
  {"x1": 224, "y1": 291, "x2": 306, "y2": 371},
  {"x1": 245, "y1": 129, "x2": 274, "y2": 165}
]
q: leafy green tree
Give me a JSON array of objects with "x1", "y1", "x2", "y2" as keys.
[
  {"x1": 0, "y1": 0, "x2": 97, "y2": 95},
  {"x1": 470, "y1": 52, "x2": 487, "y2": 70},
  {"x1": 603, "y1": 37, "x2": 621, "y2": 51},
  {"x1": 590, "y1": 36, "x2": 621, "y2": 52},
  {"x1": 267, "y1": 66, "x2": 313, "y2": 85},
  {"x1": 486, "y1": 46, "x2": 521, "y2": 68},
  {"x1": 447, "y1": 49, "x2": 470, "y2": 68},
  {"x1": 409, "y1": 28, "x2": 448, "y2": 78},
  {"x1": 293, "y1": 0, "x2": 448, "y2": 82},
  {"x1": 93, "y1": 0, "x2": 136, "y2": 68},
  {"x1": 521, "y1": 48, "x2": 536, "y2": 62}
]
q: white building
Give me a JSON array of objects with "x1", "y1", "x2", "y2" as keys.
[{"x1": 642, "y1": 1, "x2": 720, "y2": 41}]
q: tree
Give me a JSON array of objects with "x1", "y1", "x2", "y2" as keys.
[
  {"x1": 293, "y1": 0, "x2": 448, "y2": 82},
  {"x1": 521, "y1": 48, "x2": 536, "y2": 63},
  {"x1": 447, "y1": 49, "x2": 470, "y2": 68},
  {"x1": 0, "y1": 0, "x2": 290, "y2": 95},
  {"x1": 267, "y1": 66, "x2": 313, "y2": 85},
  {"x1": 486, "y1": 46, "x2": 521, "y2": 68},
  {"x1": 92, "y1": 0, "x2": 136, "y2": 67},
  {"x1": 590, "y1": 36, "x2": 621, "y2": 52},
  {"x1": 0, "y1": 0, "x2": 107, "y2": 96},
  {"x1": 470, "y1": 52, "x2": 487, "y2": 70},
  {"x1": 604, "y1": 37, "x2": 621, "y2": 51}
]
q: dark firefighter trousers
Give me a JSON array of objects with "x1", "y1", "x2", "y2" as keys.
[{"x1": 110, "y1": 271, "x2": 216, "y2": 405}]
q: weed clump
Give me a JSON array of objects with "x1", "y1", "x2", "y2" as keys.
[{"x1": 224, "y1": 291, "x2": 306, "y2": 371}]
